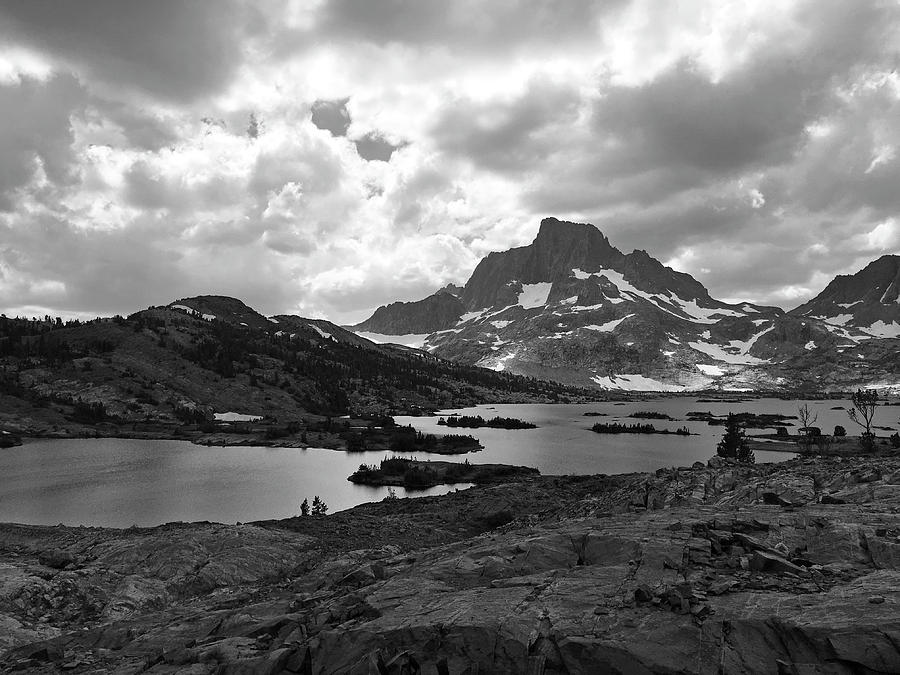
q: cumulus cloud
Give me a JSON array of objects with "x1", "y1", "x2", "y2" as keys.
[{"x1": 1, "y1": 0, "x2": 899, "y2": 322}]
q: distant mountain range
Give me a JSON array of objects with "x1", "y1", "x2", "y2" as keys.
[{"x1": 351, "y1": 218, "x2": 900, "y2": 392}]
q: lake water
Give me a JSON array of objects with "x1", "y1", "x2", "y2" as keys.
[
  {"x1": 397, "y1": 396, "x2": 893, "y2": 475},
  {"x1": 1, "y1": 397, "x2": 893, "y2": 527},
  {"x1": 0, "y1": 439, "x2": 467, "y2": 528}
]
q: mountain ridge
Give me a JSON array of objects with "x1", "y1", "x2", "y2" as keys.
[{"x1": 352, "y1": 218, "x2": 900, "y2": 391}]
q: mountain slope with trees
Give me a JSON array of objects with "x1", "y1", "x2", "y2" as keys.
[{"x1": 0, "y1": 296, "x2": 588, "y2": 439}]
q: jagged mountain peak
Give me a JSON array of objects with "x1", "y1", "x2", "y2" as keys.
[{"x1": 790, "y1": 254, "x2": 900, "y2": 338}]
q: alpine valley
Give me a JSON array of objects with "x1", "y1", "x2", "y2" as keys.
[{"x1": 352, "y1": 218, "x2": 900, "y2": 392}]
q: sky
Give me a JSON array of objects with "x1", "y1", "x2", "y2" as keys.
[{"x1": 0, "y1": 0, "x2": 899, "y2": 323}]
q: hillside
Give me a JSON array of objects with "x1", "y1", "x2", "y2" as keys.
[
  {"x1": 354, "y1": 218, "x2": 900, "y2": 392},
  {"x1": 0, "y1": 296, "x2": 587, "y2": 441}
]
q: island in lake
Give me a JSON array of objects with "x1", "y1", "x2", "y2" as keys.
[
  {"x1": 437, "y1": 415, "x2": 537, "y2": 429},
  {"x1": 348, "y1": 456, "x2": 539, "y2": 488},
  {"x1": 591, "y1": 421, "x2": 693, "y2": 435}
]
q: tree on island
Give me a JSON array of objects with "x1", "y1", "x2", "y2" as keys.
[
  {"x1": 716, "y1": 413, "x2": 754, "y2": 463},
  {"x1": 848, "y1": 389, "x2": 878, "y2": 451}
]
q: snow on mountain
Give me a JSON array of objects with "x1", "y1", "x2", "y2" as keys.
[{"x1": 351, "y1": 219, "x2": 900, "y2": 391}]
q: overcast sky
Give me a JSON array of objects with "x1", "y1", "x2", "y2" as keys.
[{"x1": 1, "y1": 0, "x2": 899, "y2": 323}]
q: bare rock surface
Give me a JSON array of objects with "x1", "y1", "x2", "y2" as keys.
[{"x1": 3, "y1": 454, "x2": 900, "y2": 673}]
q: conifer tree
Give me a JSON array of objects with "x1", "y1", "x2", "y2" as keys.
[{"x1": 717, "y1": 413, "x2": 754, "y2": 463}]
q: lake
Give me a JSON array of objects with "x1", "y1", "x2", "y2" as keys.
[
  {"x1": 0, "y1": 439, "x2": 468, "y2": 528},
  {"x1": 1, "y1": 397, "x2": 892, "y2": 527}
]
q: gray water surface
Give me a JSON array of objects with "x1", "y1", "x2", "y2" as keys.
[{"x1": 3, "y1": 397, "x2": 890, "y2": 527}]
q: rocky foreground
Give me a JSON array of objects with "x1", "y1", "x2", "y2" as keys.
[{"x1": 2, "y1": 455, "x2": 900, "y2": 674}]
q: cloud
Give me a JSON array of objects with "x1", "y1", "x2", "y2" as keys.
[
  {"x1": 316, "y1": 0, "x2": 626, "y2": 54},
  {"x1": 353, "y1": 132, "x2": 404, "y2": 161},
  {"x1": 0, "y1": 73, "x2": 85, "y2": 209},
  {"x1": 311, "y1": 98, "x2": 352, "y2": 136},
  {"x1": 1, "y1": 0, "x2": 900, "y2": 322},
  {"x1": 0, "y1": 0, "x2": 257, "y2": 102}
]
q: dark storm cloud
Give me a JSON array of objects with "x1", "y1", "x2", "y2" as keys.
[
  {"x1": 0, "y1": 0, "x2": 256, "y2": 101},
  {"x1": 0, "y1": 74, "x2": 85, "y2": 210},
  {"x1": 590, "y1": 61, "x2": 823, "y2": 177},
  {"x1": 433, "y1": 80, "x2": 581, "y2": 173},
  {"x1": 316, "y1": 0, "x2": 626, "y2": 51},
  {"x1": 311, "y1": 99, "x2": 352, "y2": 137},
  {"x1": 353, "y1": 132, "x2": 404, "y2": 162}
]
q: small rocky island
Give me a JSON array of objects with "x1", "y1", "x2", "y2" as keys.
[
  {"x1": 591, "y1": 421, "x2": 693, "y2": 435},
  {"x1": 437, "y1": 415, "x2": 537, "y2": 429},
  {"x1": 348, "y1": 457, "x2": 538, "y2": 488},
  {"x1": 3, "y1": 453, "x2": 900, "y2": 673}
]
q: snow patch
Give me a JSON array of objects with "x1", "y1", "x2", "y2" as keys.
[
  {"x1": 268, "y1": 317, "x2": 279, "y2": 324},
  {"x1": 308, "y1": 323, "x2": 335, "y2": 340},
  {"x1": 560, "y1": 296, "x2": 578, "y2": 305},
  {"x1": 490, "y1": 320, "x2": 512, "y2": 329},
  {"x1": 688, "y1": 340, "x2": 768, "y2": 365},
  {"x1": 696, "y1": 364, "x2": 725, "y2": 376},
  {"x1": 215, "y1": 412, "x2": 263, "y2": 423},
  {"x1": 477, "y1": 350, "x2": 518, "y2": 372},
  {"x1": 169, "y1": 305, "x2": 216, "y2": 321},
  {"x1": 518, "y1": 282, "x2": 553, "y2": 309},
  {"x1": 741, "y1": 305, "x2": 759, "y2": 313},
  {"x1": 573, "y1": 268, "x2": 740, "y2": 324},
  {"x1": 837, "y1": 301, "x2": 862, "y2": 308},
  {"x1": 459, "y1": 309, "x2": 487, "y2": 323},
  {"x1": 583, "y1": 314, "x2": 634, "y2": 332},
  {"x1": 863, "y1": 320, "x2": 900, "y2": 338},
  {"x1": 591, "y1": 374, "x2": 688, "y2": 392},
  {"x1": 804, "y1": 340, "x2": 817, "y2": 350},
  {"x1": 821, "y1": 314, "x2": 854, "y2": 326}
]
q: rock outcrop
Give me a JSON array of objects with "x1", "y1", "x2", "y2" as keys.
[{"x1": 3, "y1": 455, "x2": 900, "y2": 673}]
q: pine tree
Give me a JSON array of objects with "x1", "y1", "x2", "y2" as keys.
[
  {"x1": 299, "y1": 498, "x2": 309, "y2": 517},
  {"x1": 717, "y1": 413, "x2": 754, "y2": 463},
  {"x1": 311, "y1": 495, "x2": 328, "y2": 516}
]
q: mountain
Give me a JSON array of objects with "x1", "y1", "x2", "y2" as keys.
[
  {"x1": 353, "y1": 218, "x2": 900, "y2": 392},
  {"x1": 351, "y1": 289, "x2": 465, "y2": 335},
  {"x1": 791, "y1": 255, "x2": 900, "y2": 338},
  {"x1": 0, "y1": 295, "x2": 585, "y2": 437}
]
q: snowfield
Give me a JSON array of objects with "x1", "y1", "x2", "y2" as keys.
[
  {"x1": 583, "y1": 314, "x2": 634, "y2": 332},
  {"x1": 517, "y1": 282, "x2": 553, "y2": 309}
]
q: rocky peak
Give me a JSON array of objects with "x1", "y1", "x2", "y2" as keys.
[
  {"x1": 815, "y1": 255, "x2": 900, "y2": 305},
  {"x1": 529, "y1": 217, "x2": 623, "y2": 279},
  {"x1": 435, "y1": 283, "x2": 464, "y2": 298},
  {"x1": 351, "y1": 292, "x2": 465, "y2": 334},
  {"x1": 790, "y1": 255, "x2": 900, "y2": 336},
  {"x1": 461, "y1": 218, "x2": 624, "y2": 309}
]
